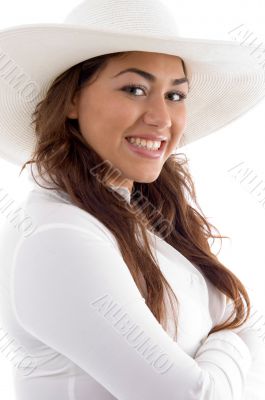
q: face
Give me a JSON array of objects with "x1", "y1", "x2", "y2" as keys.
[{"x1": 67, "y1": 51, "x2": 189, "y2": 193}]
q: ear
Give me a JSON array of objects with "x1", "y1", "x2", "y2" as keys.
[{"x1": 67, "y1": 92, "x2": 80, "y2": 119}]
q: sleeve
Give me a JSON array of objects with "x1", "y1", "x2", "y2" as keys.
[
  {"x1": 216, "y1": 297, "x2": 265, "y2": 399},
  {"x1": 11, "y1": 224, "x2": 253, "y2": 400}
]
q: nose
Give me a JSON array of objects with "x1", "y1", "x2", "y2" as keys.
[{"x1": 142, "y1": 96, "x2": 172, "y2": 130}]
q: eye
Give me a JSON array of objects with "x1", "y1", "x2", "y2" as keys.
[{"x1": 121, "y1": 83, "x2": 187, "y2": 102}]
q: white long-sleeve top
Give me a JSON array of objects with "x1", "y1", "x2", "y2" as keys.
[{"x1": 0, "y1": 164, "x2": 264, "y2": 400}]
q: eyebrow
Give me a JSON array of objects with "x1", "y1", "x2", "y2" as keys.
[{"x1": 112, "y1": 67, "x2": 189, "y2": 87}]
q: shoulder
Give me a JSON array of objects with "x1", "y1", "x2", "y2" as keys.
[{"x1": 15, "y1": 185, "x2": 118, "y2": 247}]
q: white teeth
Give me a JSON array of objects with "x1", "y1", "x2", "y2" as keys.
[{"x1": 127, "y1": 137, "x2": 162, "y2": 151}]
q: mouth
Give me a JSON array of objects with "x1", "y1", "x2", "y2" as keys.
[
  {"x1": 124, "y1": 137, "x2": 166, "y2": 159},
  {"x1": 125, "y1": 136, "x2": 166, "y2": 150}
]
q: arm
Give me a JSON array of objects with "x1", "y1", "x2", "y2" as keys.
[
  {"x1": 11, "y1": 225, "x2": 252, "y2": 400},
  {"x1": 216, "y1": 297, "x2": 265, "y2": 399}
]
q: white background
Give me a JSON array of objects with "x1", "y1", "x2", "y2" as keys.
[{"x1": 0, "y1": 0, "x2": 265, "y2": 398}]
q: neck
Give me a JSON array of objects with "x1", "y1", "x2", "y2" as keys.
[{"x1": 108, "y1": 184, "x2": 131, "y2": 204}]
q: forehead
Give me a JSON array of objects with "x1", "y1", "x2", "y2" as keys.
[{"x1": 107, "y1": 51, "x2": 184, "y2": 71}]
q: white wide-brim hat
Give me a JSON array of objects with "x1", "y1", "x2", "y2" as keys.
[{"x1": 1, "y1": 0, "x2": 265, "y2": 166}]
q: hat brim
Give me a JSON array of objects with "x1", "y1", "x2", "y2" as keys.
[{"x1": 0, "y1": 23, "x2": 265, "y2": 165}]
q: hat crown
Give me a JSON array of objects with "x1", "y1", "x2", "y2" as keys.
[{"x1": 64, "y1": 0, "x2": 180, "y2": 37}]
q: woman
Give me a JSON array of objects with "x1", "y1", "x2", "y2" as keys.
[{"x1": 0, "y1": 0, "x2": 265, "y2": 399}]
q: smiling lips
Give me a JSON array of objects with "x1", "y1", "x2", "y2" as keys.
[
  {"x1": 126, "y1": 137, "x2": 162, "y2": 151},
  {"x1": 125, "y1": 136, "x2": 167, "y2": 159},
  {"x1": 126, "y1": 133, "x2": 168, "y2": 142}
]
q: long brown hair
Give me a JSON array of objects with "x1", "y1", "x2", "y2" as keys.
[{"x1": 20, "y1": 51, "x2": 250, "y2": 341}]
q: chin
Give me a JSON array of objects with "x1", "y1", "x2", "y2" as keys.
[{"x1": 133, "y1": 173, "x2": 161, "y2": 184}]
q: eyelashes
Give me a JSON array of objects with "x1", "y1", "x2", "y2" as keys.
[{"x1": 121, "y1": 83, "x2": 187, "y2": 102}]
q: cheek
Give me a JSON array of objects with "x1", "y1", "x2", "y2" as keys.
[
  {"x1": 78, "y1": 93, "x2": 137, "y2": 145},
  {"x1": 82, "y1": 90, "x2": 134, "y2": 121},
  {"x1": 97, "y1": 106, "x2": 137, "y2": 138},
  {"x1": 174, "y1": 105, "x2": 187, "y2": 131}
]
